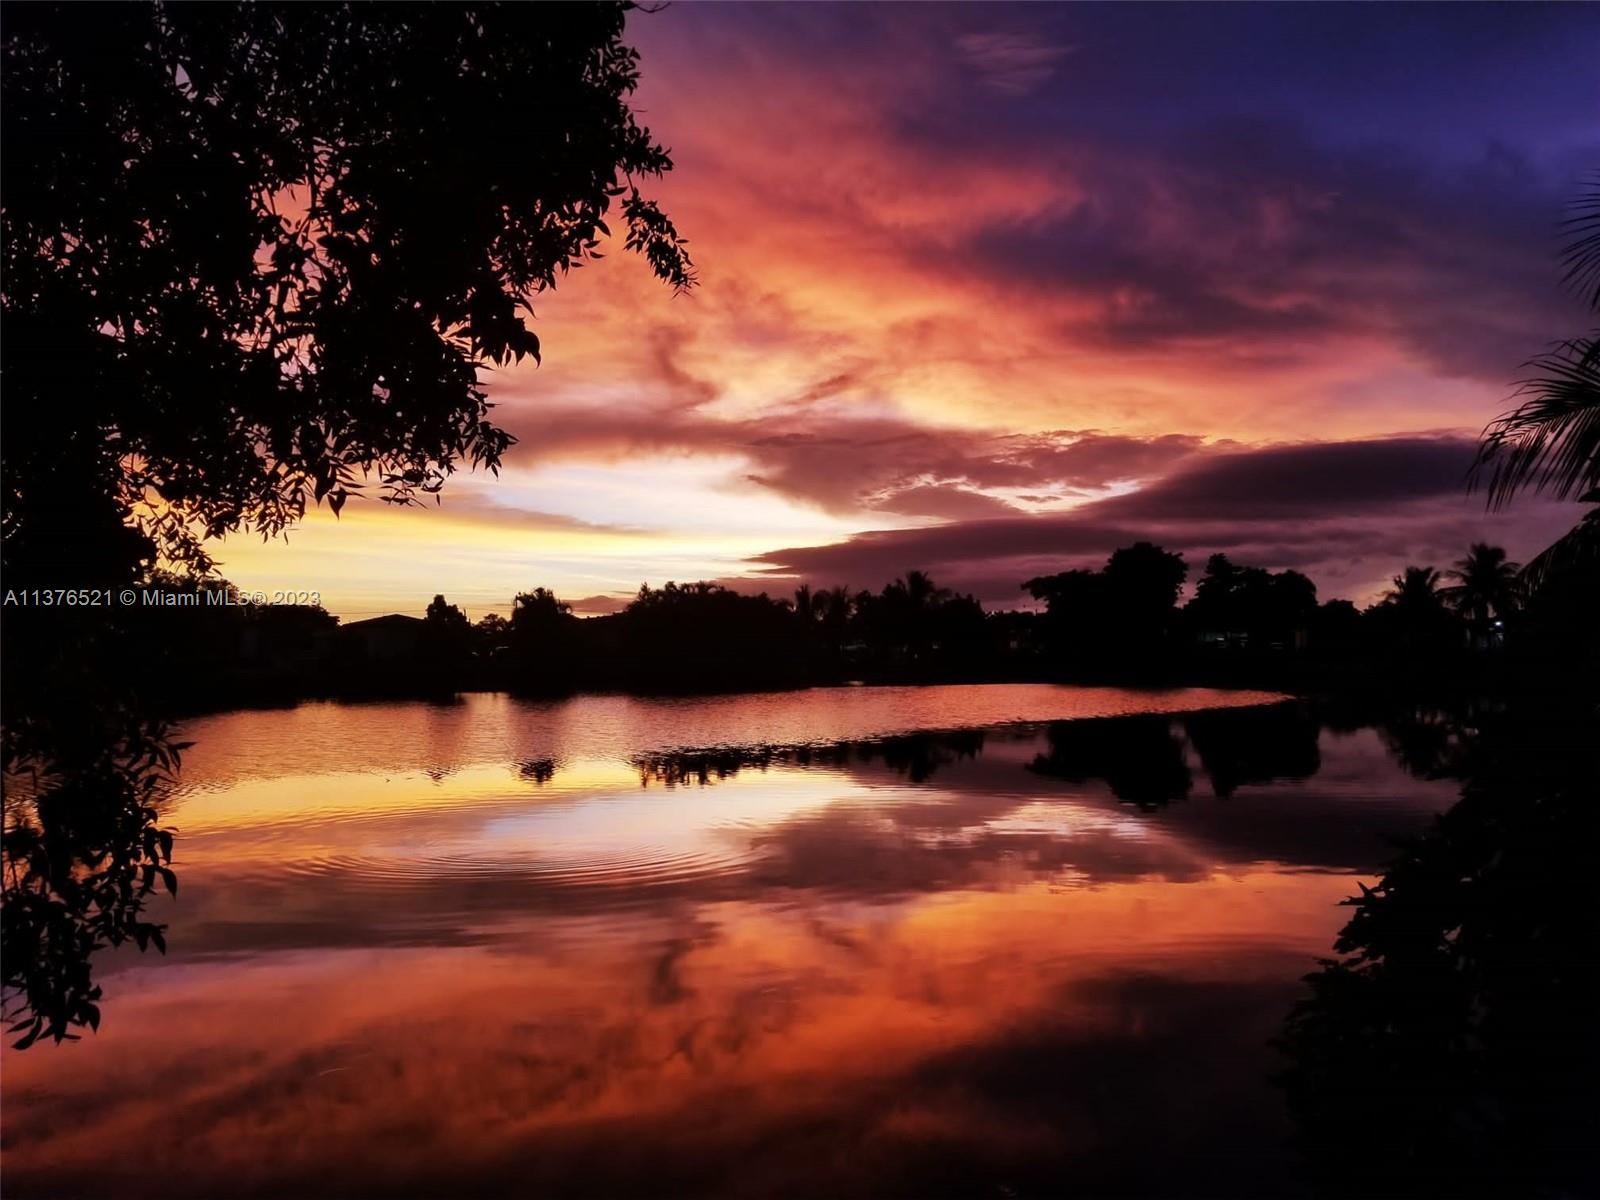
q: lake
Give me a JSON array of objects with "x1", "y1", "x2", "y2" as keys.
[{"x1": 1, "y1": 685, "x2": 1461, "y2": 1198}]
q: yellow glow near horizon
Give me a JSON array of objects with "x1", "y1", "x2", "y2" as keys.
[{"x1": 205, "y1": 458, "x2": 880, "y2": 618}]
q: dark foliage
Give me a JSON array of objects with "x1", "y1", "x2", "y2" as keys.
[
  {"x1": 1186, "y1": 554, "x2": 1318, "y2": 651},
  {"x1": 420, "y1": 594, "x2": 473, "y2": 687},
  {"x1": 1184, "y1": 703, "x2": 1321, "y2": 798},
  {"x1": 1, "y1": 712, "x2": 182, "y2": 1051},
  {"x1": 1026, "y1": 541, "x2": 1188, "y2": 675},
  {"x1": 1278, "y1": 701, "x2": 1600, "y2": 1197},
  {"x1": 2, "y1": 1, "x2": 690, "y2": 1047},
  {"x1": 3, "y1": 1, "x2": 691, "y2": 581},
  {"x1": 847, "y1": 571, "x2": 992, "y2": 680},
  {"x1": 506, "y1": 589, "x2": 582, "y2": 694},
  {"x1": 1027, "y1": 715, "x2": 1193, "y2": 809},
  {"x1": 617, "y1": 582, "x2": 812, "y2": 694},
  {"x1": 71, "y1": 540, "x2": 1593, "y2": 712},
  {"x1": 487, "y1": 573, "x2": 1001, "y2": 696},
  {"x1": 632, "y1": 729, "x2": 989, "y2": 789}
]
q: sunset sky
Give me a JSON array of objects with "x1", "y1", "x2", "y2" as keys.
[{"x1": 213, "y1": 4, "x2": 1600, "y2": 619}]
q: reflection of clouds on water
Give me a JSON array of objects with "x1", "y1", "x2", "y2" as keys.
[
  {"x1": 1, "y1": 884, "x2": 1338, "y2": 1200},
  {"x1": 746, "y1": 801, "x2": 1216, "y2": 895},
  {"x1": 123, "y1": 704, "x2": 1457, "y2": 967},
  {"x1": 2, "y1": 688, "x2": 1467, "y2": 1200}
]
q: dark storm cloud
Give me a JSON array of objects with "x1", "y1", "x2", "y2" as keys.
[
  {"x1": 748, "y1": 435, "x2": 1578, "y2": 602},
  {"x1": 1093, "y1": 436, "x2": 1473, "y2": 520},
  {"x1": 742, "y1": 424, "x2": 1207, "y2": 516}
]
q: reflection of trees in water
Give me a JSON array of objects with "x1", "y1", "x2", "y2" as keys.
[
  {"x1": 1027, "y1": 716, "x2": 1193, "y2": 809},
  {"x1": 633, "y1": 730, "x2": 989, "y2": 788},
  {"x1": 1184, "y1": 705, "x2": 1321, "y2": 797},
  {"x1": 1028, "y1": 703, "x2": 1327, "y2": 808},
  {"x1": 1375, "y1": 705, "x2": 1468, "y2": 779},
  {"x1": 14, "y1": 687, "x2": 1576, "y2": 1123},
  {"x1": 2, "y1": 724, "x2": 180, "y2": 1049},
  {"x1": 629, "y1": 703, "x2": 1328, "y2": 809},
  {"x1": 1278, "y1": 704, "x2": 1599, "y2": 1197},
  {"x1": 866, "y1": 730, "x2": 988, "y2": 783},
  {"x1": 0, "y1": 700, "x2": 1450, "y2": 1053},
  {"x1": 518, "y1": 758, "x2": 557, "y2": 785}
]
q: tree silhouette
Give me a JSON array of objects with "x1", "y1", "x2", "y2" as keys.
[
  {"x1": 1441, "y1": 543, "x2": 1522, "y2": 645},
  {"x1": 1384, "y1": 565, "x2": 1445, "y2": 611},
  {"x1": 816, "y1": 587, "x2": 854, "y2": 639},
  {"x1": 792, "y1": 583, "x2": 817, "y2": 624},
  {"x1": 1361, "y1": 565, "x2": 1465, "y2": 677},
  {"x1": 419, "y1": 595, "x2": 473, "y2": 687},
  {"x1": 1, "y1": 1, "x2": 691, "y2": 1046},
  {"x1": 3, "y1": 2, "x2": 693, "y2": 584},
  {"x1": 883, "y1": 570, "x2": 955, "y2": 665},
  {"x1": 1311, "y1": 598, "x2": 1364, "y2": 652},
  {"x1": 507, "y1": 588, "x2": 581, "y2": 693},
  {"x1": 1104, "y1": 542, "x2": 1188, "y2": 616},
  {"x1": 473, "y1": 612, "x2": 511, "y2": 659},
  {"x1": 1027, "y1": 542, "x2": 1187, "y2": 673},
  {"x1": 809, "y1": 585, "x2": 856, "y2": 670},
  {"x1": 847, "y1": 572, "x2": 987, "y2": 677},
  {"x1": 425, "y1": 595, "x2": 471, "y2": 634},
  {"x1": 620, "y1": 582, "x2": 812, "y2": 692},
  {"x1": 1186, "y1": 553, "x2": 1318, "y2": 650},
  {"x1": 900, "y1": 569, "x2": 952, "y2": 612}
]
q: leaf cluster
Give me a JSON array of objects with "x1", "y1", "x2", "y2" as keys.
[
  {"x1": 2, "y1": 2, "x2": 693, "y2": 580},
  {"x1": 2, "y1": 711, "x2": 184, "y2": 1048}
]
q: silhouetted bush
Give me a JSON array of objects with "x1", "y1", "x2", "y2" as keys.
[{"x1": 1279, "y1": 701, "x2": 1599, "y2": 1197}]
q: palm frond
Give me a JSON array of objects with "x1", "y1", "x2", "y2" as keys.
[
  {"x1": 1520, "y1": 494, "x2": 1600, "y2": 593},
  {"x1": 1558, "y1": 170, "x2": 1600, "y2": 312},
  {"x1": 1471, "y1": 333, "x2": 1600, "y2": 509}
]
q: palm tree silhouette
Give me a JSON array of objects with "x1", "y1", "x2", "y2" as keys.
[
  {"x1": 1473, "y1": 173, "x2": 1600, "y2": 588},
  {"x1": 900, "y1": 570, "x2": 952, "y2": 610},
  {"x1": 792, "y1": 583, "x2": 816, "y2": 623},
  {"x1": 876, "y1": 571, "x2": 954, "y2": 665},
  {"x1": 1385, "y1": 565, "x2": 1445, "y2": 611},
  {"x1": 1442, "y1": 543, "x2": 1522, "y2": 635},
  {"x1": 1381, "y1": 565, "x2": 1457, "y2": 653}
]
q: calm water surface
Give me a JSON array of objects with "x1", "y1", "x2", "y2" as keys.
[{"x1": 2, "y1": 685, "x2": 1458, "y2": 1198}]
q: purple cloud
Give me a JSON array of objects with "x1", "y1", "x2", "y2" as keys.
[{"x1": 748, "y1": 435, "x2": 1579, "y2": 604}]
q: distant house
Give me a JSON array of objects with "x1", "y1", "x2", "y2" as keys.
[{"x1": 341, "y1": 613, "x2": 426, "y2": 662}]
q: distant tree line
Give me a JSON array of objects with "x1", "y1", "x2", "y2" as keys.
[{"x1": 117, "y1": 538, "x2": 1596, "y2": 712}]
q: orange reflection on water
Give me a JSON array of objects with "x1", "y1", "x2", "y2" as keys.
[
  {"x1": 1, "y1": 691, "x2": 1456, "y2": 1198},
  {"x1": 2, "y1": 868, "x2": 1353, "y2": 1198}
]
